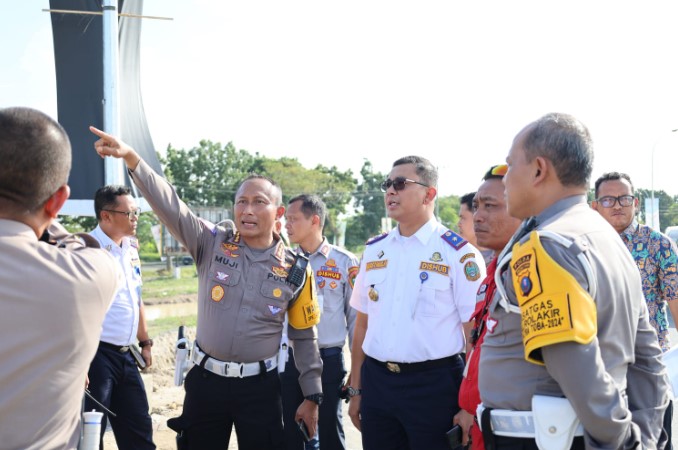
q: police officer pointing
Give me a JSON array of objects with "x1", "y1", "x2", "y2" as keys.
[{"x1": 90, "y1": 126, "x2": 324, "y2": 450}]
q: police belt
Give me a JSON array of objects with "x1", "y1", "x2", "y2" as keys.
[
  {"x1": 99, "y1": 341, "x2": 130, "y2": 353},
  {"x1": 192, "y1": 343, "x2": 277, "y2": 378},
  {"x1": 476, "y1": 403, "x2": 584, "y2": 438},
  {"x1": 367, "y1": 354, "x2": 460, "y2": 374}
]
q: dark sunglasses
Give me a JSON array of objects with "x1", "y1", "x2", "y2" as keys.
[
  {"x1": 595, "y1": 195, "x2": 635, "y2": 208},
  {"x1": 380, "y1": 177, "x2": 430, "y2": 193}
]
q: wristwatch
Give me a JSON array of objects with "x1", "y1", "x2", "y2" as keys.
[
  {"x1": 304, "y1": 393, "x2": 324, "y2": 405},
  {"x1": 347, "y1": 386, "x2": 362, "y2": 398},
  {"x1": 138, "y1": 339, "x2": 154, "y2": 348}
]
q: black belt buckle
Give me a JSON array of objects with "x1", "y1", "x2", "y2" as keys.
[{"x1": 386, "y1": 362, "x2": 401, "y2": 373}]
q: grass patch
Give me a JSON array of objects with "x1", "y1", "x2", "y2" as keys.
[
  {"x1": 142, "y1": 265, "x2": 199, "y2": 299},
  {"x1": 147, "y1": 314, "x2": 197, "y2": 337}
]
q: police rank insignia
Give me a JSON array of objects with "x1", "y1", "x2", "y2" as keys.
[
  {"x1": 211, "y1": 285, "x2": 224, "y2": 302},
  {"x1": 368, "y1": 286, "x2": 379, "y2": 301},
  {"x1": 329, "y1": 281, "x2": 338, "y2": 289},
  {"x1": 430, "y1": 252, "x2": 442, "y2": 262},
  {"x1": 268, "y1": 304, "x2": 283, "y2": 315},
  {"x1": 216, "y1": 271, "x2": 229, "y2": 281},
  {"x1": 464, "y1": 261, "x2": 481, "y2": 281}
]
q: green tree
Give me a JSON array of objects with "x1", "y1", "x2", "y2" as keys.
[
  {"x1": 160, "y1": 141, "x2": 258, "y2": 209},
  {"x1": 346, "y1": 160, "x2": 387, "y2": 250},
  {"x1": 436, "y1": 195, "x2": 461, "y2": 231}
]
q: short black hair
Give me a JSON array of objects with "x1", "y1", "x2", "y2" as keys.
[
  {"x1": 94, "y1": 185, "x2": 132, "y2": 221},
  {"x1": 460, "y1": 192, "x2": 475, "y2": 211},
  {"x1": 594, "y1": 172, "x2": 634, "y2": 198},
  {"x1": 522, "y1": 113, "x2": 593, "y2": 187},
  {"x1": 392, "y1": 156, "x2": 438, "y2": 188},
  {"x1": 238, "y1": 173, "x2": 283, "y2": 206},
  {"x1": 288, "y1": 194, "x2": 327, "y2": 230},
  {"x1": 0, "y1": 107, "x2": 72, "y2": 213}
]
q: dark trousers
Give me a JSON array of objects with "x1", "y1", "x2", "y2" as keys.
[
  {"x1": 360, "y1": 354, "x2": 464, "y2": 450},
  {"x1": 281, "y1": 347, "x2": 348, "y2": 450},
  {"x1": 170, "y1": 364, "x2": 284, "y2": 450},
  {"x1": 85, "y1": 343, "x2": 155, "y2": 450},
  {"x1": 663, "y1": 400, "x2": 673, "y2": 450}
]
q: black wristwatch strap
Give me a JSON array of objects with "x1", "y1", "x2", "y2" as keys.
[{"x1": 304, "y1": 393, "x2": 324, "y2": 405}]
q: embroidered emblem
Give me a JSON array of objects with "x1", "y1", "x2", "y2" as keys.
[
  {"x1": 464, "y1": 261, "x2": 481, "y2": 281},
  {"x1": 268, "y1": 304, "x2": 283, "y2": 315},
  {"x1": 348, "y1": 266, "x2": 359, "y2": 289},
  {"x1": 221, "y1": 243, "x2": 240, "y2": 258},
  {"x1": 318, "y1": 279, "x2": 326, "y2": 289},
  {"x1": 326, "y1": 259, "x2": 337, "y2": 267},
  {"x1": 211, "y1": 285, "x2": 224, "y2": 302},
  {"x1": 272, "y1": 266, "x2": 288, "y2": 278},
  {"x1": 430, "y1": 252, "x2": 442, "y2": 262},
  {"x1": 216, "y1": 271, "x2": 229, "y2": 281},
  {"x1": 129, "y1": 237, "x2": 139, "y2": 249},
  {"x1": 317, "y1": 266, "x2": 341, "y2": 280},
  {"x1": 273, "y1": 288, "x2": 282, "y2": 298},
  {"x1": 329, "y1": 281, "x2": 338, "y2": 289},
  {"x1": 366, "y1": 260, "x2": 388, "y2": 271},
  {"x1": 419, "y1": 262, "x2": 449, "y2": 276},
  {"x1": 460, "y1": 253, "x2": 475, "y2": 263},
  {"x1": 441, "y1": 230, "x2": 467, "y2": 250}
]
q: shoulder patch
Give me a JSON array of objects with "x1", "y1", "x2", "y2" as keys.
[
  {"x1": 441, "y1": 230, "x2": 467, "y2": 250},
  {"x1": 129, "y1": 237, "x2": 139, "y2": 249},
  {"x1": 365, "y1": 232, "x2": 388, "y2": 246}
]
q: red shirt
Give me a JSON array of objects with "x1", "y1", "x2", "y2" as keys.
[{"x1": 458, "y1": 257, "x2": 498, "y2": 450}]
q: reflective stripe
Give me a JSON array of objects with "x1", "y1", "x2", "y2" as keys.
[{"x1": 476, "y1": 404, "x2": 584, "y2": 438}]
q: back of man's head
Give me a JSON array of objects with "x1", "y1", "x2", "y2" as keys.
[
  {"x1": 0, "y1": 107, "x2": 72, "y2": 215},
  {"x1": 523, "y1": 113, "x2": 593, "y2": 188}
]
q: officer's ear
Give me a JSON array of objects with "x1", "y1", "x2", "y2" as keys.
[
  {"x1": 533, "y1": 157, "x2": 548, "y2": 184},
  {"x1": 43, "y1": 184, "x2": 70, "y2": 219},
  {"x1": 275, "y1": 205, "x2": 285, "y2": 220},
  {"x1": 424, "y1": 186, "x2": 437, "y2": 204}
]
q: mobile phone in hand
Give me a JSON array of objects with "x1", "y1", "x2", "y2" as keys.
[
  {"x1": 297, "y1": 419, "x2": 312, "y2": 442},
  {"x1": 445, "y1": 424, "x2": 462, "y2": 449}
]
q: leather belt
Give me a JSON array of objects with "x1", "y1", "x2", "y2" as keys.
[
  {"x1": 99, "y1": 341, "x2": 130, "y2": 353},
  {"x1": 192, "y1": 343, "x2": 277, "y2": 378},
  {"x1": 367, "y1": 354, "x2": 460, "y2": 374}
]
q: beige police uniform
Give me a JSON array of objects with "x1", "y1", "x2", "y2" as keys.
[
  {"x1": 128, "y1": 160, "x2": 322, "y2": 448},
  {"x1": 479, "y1": 195, "x2": 670, "y2": 449},
  {"x1": 0, "y1": 220, "x2": 119, "y2": 450}
]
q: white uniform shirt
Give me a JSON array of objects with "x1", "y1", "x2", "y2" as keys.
[
  {"x1": 350, "y1": 218, "x2": 485, "y2": 363},
  {"x1": 90, "y1": 225, "x2": 143, "y2": 346}
]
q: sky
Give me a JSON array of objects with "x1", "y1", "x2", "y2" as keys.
[{"x1": 2, "y1": 0, "x2": 678, "y2": 198}]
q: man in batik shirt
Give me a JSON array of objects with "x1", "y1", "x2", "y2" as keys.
[{"x1": 593, "y1": 172, "x2": 678, "y2": 351}]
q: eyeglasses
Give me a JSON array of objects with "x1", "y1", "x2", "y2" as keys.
[
  {"x1": 380, "y1": 177, "x2": 429, "y2": 192},
  {"x1": 595, "y1": 195, "x2": 635, "y2": 208},
  {"x1": 103, "y1": 208, "x2": 141, "y2": 219}
]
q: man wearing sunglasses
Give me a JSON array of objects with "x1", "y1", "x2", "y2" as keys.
[
  {"x1": 86, "y1": 184, "x2": 155, "y2": 450},
  {"x1": 348, "y1": 156, "x2": 486, "y2": 450}
]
